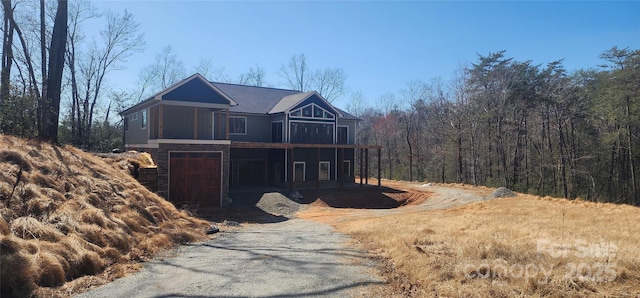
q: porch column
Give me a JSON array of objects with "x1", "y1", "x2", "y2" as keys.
[
  {"x1": 340, "y1": 148, "x2": 344, "y2": 188},
  {"x1": 158, "y1": 105, "x2": 164, "y2": 138},
  {"x1": 359, "y1": 148, "x2": 364, "y2": 186},
  {"x1": 316, "y1": 148, "x2": 320, "y2": 189},
  {"x1": 193, "y1": 107, "x2": 198, "y2": 139},
  {"x1": 217, "y1": 110, "x2": 222, "y2": 140},
  {"x1": 377, "y1": 147, "x2": 381, "y2": 187},
  {"x1": 289, "y1": 148, "x2": 295, "y2": 190},
  {"x1": 365, "y1": 148, "x2": 369, "y2": 185},
  {"x1": 225, "y1": 108, "x2": 230, "y2": 140}
]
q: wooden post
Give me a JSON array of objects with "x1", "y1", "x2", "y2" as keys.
[
  {"x1": 365, "y1": 148, "x2": 369, "y2": 185},
  {"x1": 217, "y1": 110, "x2": 222, "y2": 140},
  {"x1": 316, "y1": 148, "x2": 320, "y2": 189},
  {"x1": 289, "y1": 148, "x2": 295, "y2": 190},
  {"x1": 225, "y1": 108, "x2": 230, "y2": 140},
  {"x1": 340, "y1": 148, "x2": 344, "y2": 188},
  {"x1": 359, "y1": 148, "x2": 364, "y2": 186},
  {"x1": 377, "y1": 147, "x2": 381, "y2": 187},
  {"x1": 193, "y1": 107, "x2": 198, "y2": 139},
  {"x1": 158, "y1": 105, "x2": 164, "y2": 138}
]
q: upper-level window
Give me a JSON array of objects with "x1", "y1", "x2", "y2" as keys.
[
  {"x1": 290, "y1": 104, "x2": 335, "y2": 120},
  {"x1": 324, "y1": 111, "x2": 334, "y2": 119},
  {"x1": 337, "y1": 126, "x2": 348, "y2": 144},
  {"x1": 141, "y1": 110, "x2": 147, "y2": 128},
  {"x1": 229, "y1": 116, "x2": 247, "y2": 135},
  {"x1": 302, "y1": 106, "x2": 312, "y2": 117}
]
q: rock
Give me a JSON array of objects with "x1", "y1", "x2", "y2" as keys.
[
  {"x1": 486, "y1": 187, "x2": 516, "y2": 199},
  {"x1": 206, "y1": 225, "x2": 220, "y2": 234},
  {"x1": 256, "y1": 192, "x2": 300, "y2": 217},
  {"x1": 421, "y1": 183, "x2": 433, "y2": 187},
  {"x1": 223, "y1": 220, "x2": 241, "y2": 227},
  {"x1": 289, "y1": 190, "x2": 303, "y2": 201}
]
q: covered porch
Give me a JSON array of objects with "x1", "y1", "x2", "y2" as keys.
[
  {"x1": 148, "y1": 104, "x2": 231, "y2": 141},
  {"x1": 230, "y1": 142, "x2": 382, "y2": 190}
]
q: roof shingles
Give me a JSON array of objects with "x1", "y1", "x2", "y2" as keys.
[{"x1": 212, "y1": 82, "x2": 299, "y2": 114}]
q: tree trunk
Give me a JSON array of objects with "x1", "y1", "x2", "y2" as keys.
[
  {"x1": 1, "y1": 0, "x2": 14, "y2": 102},
  {"x1": 625, "y1": 95, "x2": 638, "y2": 205},
  {"x1": 405, "y1": 115, "x2": 413, "y2": 181},
  {"x1": 39, "y1": 0, "x2": 67, "y2": 143},
  {"x1": 39, "y1": 0, "x2": 47, "y2": 135}
]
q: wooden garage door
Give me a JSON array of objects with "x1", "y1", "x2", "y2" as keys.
[{"x1": 169, "y1": 152, "x2": 221, "y2": 208}]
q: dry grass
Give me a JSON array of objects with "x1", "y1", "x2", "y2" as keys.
[
  {"x1": 0, "y1": 135, "x2": 210, "y2": 297},
  {"x1": 299, "y1": 181, "x2": 640, "y2": 297}
]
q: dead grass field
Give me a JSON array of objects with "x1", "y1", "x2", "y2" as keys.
[
  {"x1": 298, "y1": 180, "x2": 640, "y2": 297},
  {"x1": 0, "y1": 135, "x2": 211, "y2": 297}
]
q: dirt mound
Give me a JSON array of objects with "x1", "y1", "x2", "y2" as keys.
[
  {"x1": 0, "y1": 135, "x2": 210, "y2": 297},
  {"x1": 486, "y1": 187, "x2": 516, "y2": 199},
  {"x1": 255, "y1": 192, "x2": 301, "y2": 217}
]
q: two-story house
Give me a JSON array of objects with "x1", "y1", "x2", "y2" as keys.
[{"x1": 121, "y1": 73, "x2": 378, "y2": 208}]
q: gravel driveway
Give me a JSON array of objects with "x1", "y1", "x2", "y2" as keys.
[{"x1": 77, "y1": 219, "x2": 384, "y2": 298}]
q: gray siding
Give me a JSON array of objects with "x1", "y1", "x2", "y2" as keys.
[
  {"x1": 162, "y1": 106, "x2": 215, "y2": 139},
  {"x1": 227, "y1": 114, "x2": 271, "y2": 142},
  {"x1": 125, "y1": 109, "x2": 149, "y2": 145},
  {"x1": 337, "y1": 119, "x2": 357, "y2": 144},
  {"x1": 270, "y1": 114, "x2": 286, "y2": 143}
]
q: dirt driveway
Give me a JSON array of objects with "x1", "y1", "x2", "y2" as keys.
[{"x1": 78, "y1": 182, "x2": 486, "y2": 297}]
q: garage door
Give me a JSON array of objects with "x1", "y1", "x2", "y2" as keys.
[{"x1": 169, "y1": 152, "x2": 222, "y2": 208}]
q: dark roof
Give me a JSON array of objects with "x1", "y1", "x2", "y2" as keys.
[
  {"x1": 121, "y1": 74, "x2": 359, "y2": 120},
  {"x1": 335, "y1": 107, "x2": 359, "y2": 120},
  {"x1": 212, "y1": 82, "x2": 359, "y2": 120},
  {"x1": 211, "y1": 82, "x2": 299, "y2": 114}
]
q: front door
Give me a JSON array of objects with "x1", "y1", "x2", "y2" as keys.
[{"x1": 294, "y1": 162, "x2": 305, "y2": 182}]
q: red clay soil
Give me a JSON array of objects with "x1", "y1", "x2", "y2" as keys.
[{"x1": 298, "y1": 184, "x2": 431, "y2": 209}]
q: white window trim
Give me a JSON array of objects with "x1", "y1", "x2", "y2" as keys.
[
  {"x1": 342, "y1": 160, "x2": 351, "y2": 177},
  {"x1": 271, "y1": 120, "x2": 284, "y2": 143},
  {"x1": 288, "y1": 120, "x2": 335, "y2": 144},
  {"x1": 290, "y1": 103, "x2": 335, "y2": 120},
  {"x1": 229, "y1": 116, "x2": 247, "y2": 135},
  {"x1": 293, "y1": 161, "x2": 305, "y2": 182},
  {"x1": 319, "y1": 161, "x2": 330, "y2": 181},
  {"x1": 337, "y1": 125, "x2": 349, "y2": 144},
  {"x1": 141, "y1": 109, "x2": 147, "y2": 129}
]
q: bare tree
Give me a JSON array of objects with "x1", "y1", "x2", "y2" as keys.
[
  {"x1": 238, "y1": 64, "x2": 266, "y2": 86},
  {"x1": 1, "y1": 0, "x2": 15, "y2": 102},
  {"x1": 39, "y1": 0, "x2": 67, "y2": 142},
  {"x1": 311, "y1": 67, "x2": 346, "y2": 103},
  {"x1": 193, "y1": 58, "x2": 230, "y2": 82},
  {"x1": 346, "y1": 90, "x2": 366, "y2": 118},
  {"x1": 66, "y1": 6, "x2": 144, "y2": 148},
  {"x1": 278, "y1": 53, "x2": 308, "y2": 91},
  {"x1": 278, "y1": 54, "x2": 348, "y2": 102},
  {"x1": 139, "y1": 45, "x2": 186, "y2": 93}
]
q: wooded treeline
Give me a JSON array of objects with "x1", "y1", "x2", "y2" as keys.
[{"x1": 356, "y1": 48, "x2": 640, "y2": 205}]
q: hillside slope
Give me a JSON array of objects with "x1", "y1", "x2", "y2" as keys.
[{"x1": 0, "y1": 135, "x2": 210, "y2": 297}]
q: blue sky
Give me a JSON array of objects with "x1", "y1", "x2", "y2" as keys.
[{"x1": 90, "y1": 1, "x2": 640, "y2": 110}]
